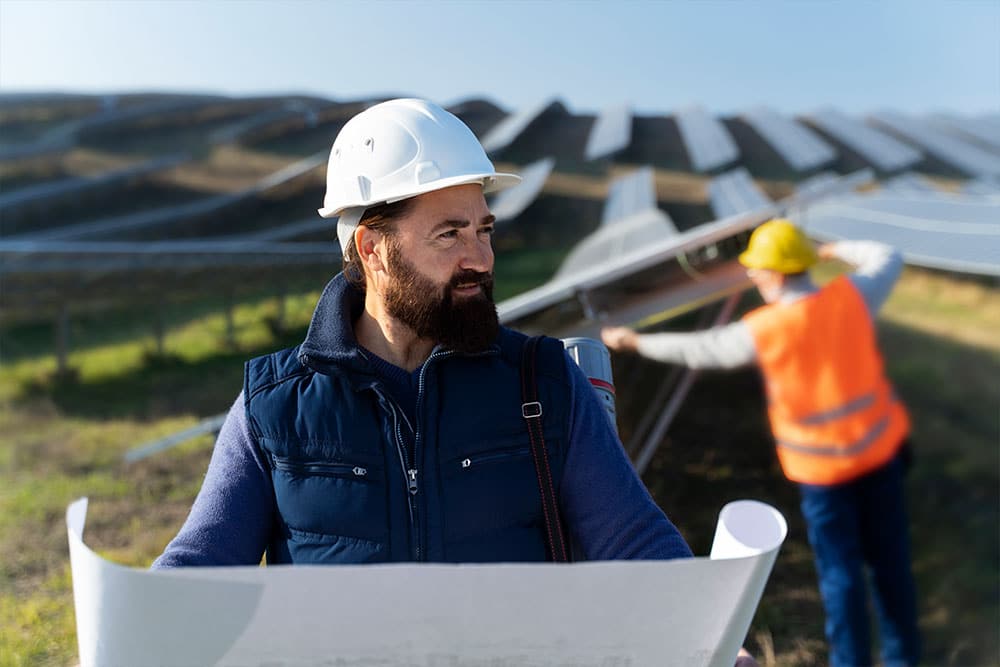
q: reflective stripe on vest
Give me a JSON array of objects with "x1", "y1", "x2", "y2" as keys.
[
  {"x1": 776, "y1": 415, "x2": 888, "y2": 457},
  {"x1": 744, "y1": 276, "x2": 910, "y2": 485}
]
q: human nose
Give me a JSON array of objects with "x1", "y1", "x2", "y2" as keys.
[{"x1": 458, "y1": 231, "x2": 493, "y2": 273}]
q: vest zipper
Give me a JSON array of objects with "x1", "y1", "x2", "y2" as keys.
[
  {"x1": 271, "y1": 458, "x2": 371, "y2": 478},
  {"x1": 372, "y1": 387, "x2": 422, "y2": 561},
  {"x1": 411, "y1": 348, "x2": 457, "y2": 562},
  {"x1": 457, "y1": 446, "x2": 532, "y2": 470}
]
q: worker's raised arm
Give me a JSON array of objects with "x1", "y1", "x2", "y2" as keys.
[
  {"x1": 602, "y1": 321, "x2": 757, "y2": 370},
  {"x1": 818, "y1": 240, "x2": 904, "y2": 315}
]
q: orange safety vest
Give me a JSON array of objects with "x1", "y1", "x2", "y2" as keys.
[{"x1": 743, "y1": 275, "x2": 909, "y2": 485}]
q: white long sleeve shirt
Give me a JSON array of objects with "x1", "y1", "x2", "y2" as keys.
[{"x1": 634, "y1": 241, "x2": 904, "y2": 370}]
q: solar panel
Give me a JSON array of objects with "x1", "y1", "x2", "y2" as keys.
[
  {"x1": 489, "y1": 157, "x2": 555, "y2": 222},
  {"x1": 602, "y1": 167, "x2": 658, "y2": 225},
  {"x1": 806, "y1": 109, "x2": 921, "y2": 172},
  {"x1": 480, "y1": 99, "x2": 555, "y2": 154},
  {"x1": 802, "y1": 191, "x2": 1000, "y2": 277},
  {"x1": 928, "y1": 113, "x2": 1000, "y2": 153},
  {"x1": 741, "y1": 107, "x2": 837, "y2": 172},
  {"x1": 881, "y1": 172, "x2": 939, "y2": 195},
  {"x1": 555, "y1": 208, "x2": 679, "y2": 280},
  {"x1": 585, "y1": 104, "x2": 633, "y2": 160},
  {"x1": 674, "y1": 106, "x2": 740, "y2": 172},
  {"x1": 869, "y1": 111, "x2": 1000, "y2": 179},
  {"x1": 707, "y1": 168, "x2": 772, "y2": 218}
]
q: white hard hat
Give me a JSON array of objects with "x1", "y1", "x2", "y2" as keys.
[{"x1": 318, "y1": 98, "x2": 521, "y2": 252}]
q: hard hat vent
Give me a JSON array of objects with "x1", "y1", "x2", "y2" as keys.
[
  {"x1": 415, "y1": 161, "x2": 441, "y2": 184},
  {"x1": 356, "y1": 175, "x2": 371, "y2": 202}
]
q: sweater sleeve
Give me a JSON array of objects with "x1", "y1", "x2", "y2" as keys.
[
  {"x1": 559, "y1": 353, "x2": 693, "y2": 560},
  {"x1": 635, "y1": 321, "x2": 758, "y2": 370},
  {"x1": 151, "y1": 392, "x2": 274, "y2": 568},
  {"x1": 829, "y1": 239, "x2": 904, "y2": 315}
]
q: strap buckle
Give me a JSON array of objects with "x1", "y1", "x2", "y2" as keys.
[{"x1": 521, "y1": 401, "x2": 543, "y2": 419}]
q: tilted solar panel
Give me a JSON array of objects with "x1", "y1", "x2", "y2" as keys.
[
  {"x1": 806, "y1": 109, "x2": 921, "y2": 172},
  {"x1": 742, "y1": 107, "x2": 837, "y2": 172}
]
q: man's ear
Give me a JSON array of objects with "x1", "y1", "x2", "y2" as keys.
[{"x1": 356, "y1": 226, "x2": 386, "y2": 273}]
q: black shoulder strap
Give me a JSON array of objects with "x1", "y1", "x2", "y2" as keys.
[{"x1": 521, "y1": 335, "x2": 570, "y2": 563}]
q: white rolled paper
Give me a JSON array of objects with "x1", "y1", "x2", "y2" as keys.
[{"x1": 67, "y1": 497, "x2": 787, "y2": 667}]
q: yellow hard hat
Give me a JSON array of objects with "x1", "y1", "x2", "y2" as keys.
[{"x1": 738, "y1": 218, "x2": 818, "y2": 273}]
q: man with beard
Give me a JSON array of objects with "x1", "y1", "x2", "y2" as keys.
[
  {"x1": 153, "y1": 99, "x2": 693, "y2": 568},
  {"x1": 154, "y1": 98, "x2": 759, "y2": 665}
]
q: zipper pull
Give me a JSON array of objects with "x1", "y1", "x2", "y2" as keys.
[{"x1": 407, "y1": 469, "x2": 419, "y2": 495}]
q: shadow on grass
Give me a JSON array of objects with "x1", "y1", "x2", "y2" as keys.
[
  {"x1": 20, "y1": 323, "x2": 310, "y2": 421},
  {"x1": 629, "y1": 319, "x2": 998, "y2": 666}
]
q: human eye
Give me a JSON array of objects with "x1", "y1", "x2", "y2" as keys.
[{"x1": 478, "y1": 225, "x2": 495, "y2": 236}]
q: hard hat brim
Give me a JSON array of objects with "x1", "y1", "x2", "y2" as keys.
[{"x1": 317, "y1": 171, "x2": 521, "y2": 219}]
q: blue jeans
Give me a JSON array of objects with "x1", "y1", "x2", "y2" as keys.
[{"x1": 799, "y1": 451, "x2": 921, "y2": 667}]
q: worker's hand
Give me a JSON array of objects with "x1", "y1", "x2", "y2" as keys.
[
  {"x1": 734, "y1": 647, "x2": 760, "y2": 667},
  {"x1": 816, "y1": 242, "x2": 838, "y2": 260},
  {"x1": 600, "y1": 326, "x2": 639, "y2": 352}
]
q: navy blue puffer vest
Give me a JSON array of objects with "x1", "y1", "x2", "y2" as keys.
[{"x1": 244, "y1": 274, "x2": 571, "y2": 564}]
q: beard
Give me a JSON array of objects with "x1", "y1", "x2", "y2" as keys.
[{"x1": 381, "y1": 240, "x2": 500, "y2": 353}]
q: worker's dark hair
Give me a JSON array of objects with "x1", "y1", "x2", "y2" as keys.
[
  {"x1": 782, "y1": 270, "x2": 809, "y2": 279},
  {"x1": 342, "y1": 198, "x2": 416, "y2": 289}
]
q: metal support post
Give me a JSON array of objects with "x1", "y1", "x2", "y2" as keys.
[{"x1": 633, "y1": 292, "x2": 742, "y2": 475}]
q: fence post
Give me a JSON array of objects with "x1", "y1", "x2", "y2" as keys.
[{"x1": 55, "y1": 304, "x2": 70, "y2": 376}]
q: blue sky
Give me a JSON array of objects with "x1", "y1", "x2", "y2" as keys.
[{"x1": 1, "y1": 0, "x2": 997, "y2": 115}]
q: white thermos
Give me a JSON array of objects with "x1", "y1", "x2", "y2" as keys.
[{"x1": 561, "y1": 337, "x2": 617, "y2": 433}]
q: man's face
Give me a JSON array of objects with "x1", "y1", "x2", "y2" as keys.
[{"x1": 377, "y1": 184, "x2": 499, "y2": 352}]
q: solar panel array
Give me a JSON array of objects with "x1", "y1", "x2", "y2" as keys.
[
  {"x1": 585, "y1": 104, "x2": 633, "y2": 161},
  {"x1": 707, "y1": 168, "x2": 772, "y2": 218},
  {"x1": 741, "y1": 107, "x2": 836, "y2": 172},
  {"x1": 9, "y1": 152, "x2": 325, "y2": 242},
  {"x1": 807, "y1": 109, "x2": 922, "y2": 172},
  {"x1": 674, "y1": 106, "x2": 740, "y2": 172},
  {"x1": 869, "y1": 111, "x2": 1000, "y2": 179}
]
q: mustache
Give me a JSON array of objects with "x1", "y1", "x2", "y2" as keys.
[{"x1": 448, "y1": 269, "x2": 493, "y2": 290}]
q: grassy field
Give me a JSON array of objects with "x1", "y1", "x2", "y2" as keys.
[{"x1": 0, "y1": 266, "x2": 997, "y2": 666}]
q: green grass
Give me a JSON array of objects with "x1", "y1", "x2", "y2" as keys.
[{"x1": 0, "y1": 267, "x2": 997, "y2": 666}]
